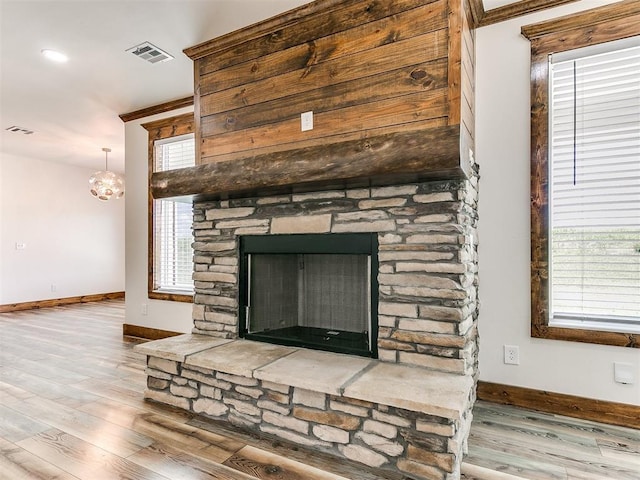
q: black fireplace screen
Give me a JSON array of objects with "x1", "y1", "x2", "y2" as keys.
[{"x1": 239, "y1": 234, "x2": 378, "y2": 357}]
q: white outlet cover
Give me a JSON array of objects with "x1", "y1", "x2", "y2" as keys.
[
  {"x1": 614, "y1": 362, "x2": 635, "y2": 385},
  {"x1": 301, "y1": 111, "x2": 313, "y2": 131},
  {"x1": 504, "y1": 345, "x2": 519, "y2": 365}
]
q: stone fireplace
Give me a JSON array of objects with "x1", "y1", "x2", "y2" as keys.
[
  {"x1": 138, "y1": 0, "x2": 479, "y2": 476},
  {"x1": 138, "y1": 173, "x2": 479, "y2": 480}
]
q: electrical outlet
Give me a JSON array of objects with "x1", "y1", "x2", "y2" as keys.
[
  {"x1": 51, "y1": 284, "x2": 57, "y2": 292},
  {"x1": 504, "y1": 345, "x2": 520, "y2": 365},
  {"x1": 141, "y1": 303, "x2": 148, "y2": 316}
]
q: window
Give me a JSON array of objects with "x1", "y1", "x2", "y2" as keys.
[
  {"x1": 523, "y1": 3, "x2": 640, "y2": 347},
  {"x1": 548, "y1": 39, "x2": 640, "y2": 334},
  {"x1": 142, "y1": 113, "x2": 195, "y2": 302},
  {"x1": 153, "y1": 135, "x2": 195, "y2": 295}
]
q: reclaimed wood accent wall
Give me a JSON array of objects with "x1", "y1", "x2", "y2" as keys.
[{"x1": 156, "y1": 0, "x2": 475, "y2": 199}]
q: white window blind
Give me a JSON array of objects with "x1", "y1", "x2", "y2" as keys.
[
  {"x1": 549, "y1": 37, "x2": 640, "y2": 333},
  {"x1": 153, "y1": 134, "x2": 195, "y2": 293}
]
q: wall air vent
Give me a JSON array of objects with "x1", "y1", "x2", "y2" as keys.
[
  {"x1": 126, "y1": 42, "x2": 174, "y2": 64},
  {"x1": 5, "y1": 126, "x2": 34, "y2": 135}
]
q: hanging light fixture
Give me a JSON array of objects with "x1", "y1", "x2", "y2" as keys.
[{"x1": 89, "y1": 148, "x2": 125, "y2": 201}]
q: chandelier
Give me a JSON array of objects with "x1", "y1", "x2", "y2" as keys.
[{"x1": 89, "y1": 148, "x2": 125, "y2": 201}]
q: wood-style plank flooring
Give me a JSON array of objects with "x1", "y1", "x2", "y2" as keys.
[{"x1": 0, "y1": 300, "x2": 638, "y2": 480}]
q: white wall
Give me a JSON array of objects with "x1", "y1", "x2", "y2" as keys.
[
  {"x1": 476, "y1": 0, "x2": 639, "y2": 405},
  {"x1": 124, "y1": 107, "x2": 194, "y2": 333},
  {"x1": 0, "y1": 153, "x2": 125, "y2": 304}
]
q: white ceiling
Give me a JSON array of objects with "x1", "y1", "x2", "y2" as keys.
[{"x1": 0, "y1": 0, "x2": 519, "y2": 173}]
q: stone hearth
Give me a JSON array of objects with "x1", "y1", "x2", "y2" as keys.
[
  {"x1": 137, "y1": 174, "x2": 479, "y2": 480},
  {"x1": 138, "y1": 335, "x2": 474, "y2": 479}
]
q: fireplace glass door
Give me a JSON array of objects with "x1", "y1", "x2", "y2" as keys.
[{"x1": 239, "y1": 234, "x2": 378, "y2": 357}]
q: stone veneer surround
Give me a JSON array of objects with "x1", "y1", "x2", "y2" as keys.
[
  {"x1": 139, "y1": 172, "x2": 479, "y2": 480},
  {"x1": 191, "y1": 178, "x2": 478, "y2": 376}
]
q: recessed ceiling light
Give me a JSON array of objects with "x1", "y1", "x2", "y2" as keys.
[{"x1": 41, "y1": 49, "x2": 68, "y2": 63}]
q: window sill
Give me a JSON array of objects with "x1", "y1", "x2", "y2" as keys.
[
  {"x1": 149, "y1": 291, "x2": 193, "y2": 303},
  {"x1": 532, "y1": 323, "x2": 638, "y2": 348}
]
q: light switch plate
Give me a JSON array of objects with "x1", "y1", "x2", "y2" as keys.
[{"x1": 301, "y1": 111, "x2": 313, "y2": 131}]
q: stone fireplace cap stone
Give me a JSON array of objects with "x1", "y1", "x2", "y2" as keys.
[
  {"x1": 186, "y1": 340, "x2": 298, "y2": 378},
  {"x1": 135, "y1": 334, "x2": 232, "y2": 362},
  {"x1": 343, "y1": 362, "x2": 473, "y2": 420},
  {"x1": 254, "y1": 349, "x2": 372, "y2": 396}
]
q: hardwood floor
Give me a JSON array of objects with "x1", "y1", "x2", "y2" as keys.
[{"x1": 0, "y1": 301, "x2": 638, "y2": 480}]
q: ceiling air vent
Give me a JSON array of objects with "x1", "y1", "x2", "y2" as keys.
[
  {"x1": 126, "y1": 42, "x2": 174, "y2": 64},
  {"x1": 5, "y1": 126, "x2": 34, "y2": 135}
]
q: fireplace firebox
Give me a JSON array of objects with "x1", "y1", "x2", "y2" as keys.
[{"x1": 239, "y1": 234, "x2": 378, "y2": 357}]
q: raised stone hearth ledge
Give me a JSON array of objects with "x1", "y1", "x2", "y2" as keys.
[
  {"x1": 136, "y1": 334, "x2": 475, "y2": 479},
  {"x1": 136, "y1": 335, "x2": 473, "y2": 420}
]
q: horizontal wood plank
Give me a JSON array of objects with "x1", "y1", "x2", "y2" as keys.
[
  {"x1": 0, "y1": 292, "x2": 125, "y2": 313},
  {"x1": 224, "y1": 445, "x2": 350, "y2": 480},
  {"x1": 200, "y1": 117, "x2": 447, "y2": 165},
  {"x1": 141, "y1": 113, "x2": 195, "y2": 139},
  {"x1": 16, "y1": 429, "x2": 167, "y2": 480},
  {"x1": 480, "y1": 0, "x2": 579, "y2": 28},
  {"x1": 199, "y1": 30, "x2": 448, "y2": 114},
  {"x1": 201, "y1": 90, "x2": 447, "y2": 158},
  {"x1": 477, "y1": 381, "x2": 640, "y2": 430},
  {"x1": 199, "y1": 3, "x2": 447, "y2": 95},
  {"x1": 119, "y1": 97, "x2": 194, "y2": 123},
  {"x1": 521, "y1": 0, "x2": 640, "y2": 40},
  {"x1": 201, "y1": 59, "x2": 448, "y2": 136},
  {"x1": 191, "y1": 0, "x2": 438, "y2": 72},
  {"x1": 0, "y1": 436, "x2": 79, "y2": 480},
  {"x1": 181, "y1": 0, "x2": 471, "y2": 198},
  {"x1": 127, "y1": 441, "x2": 250, "y2": 479},
  {"x1": 147, "y1": 291, "x2": 193, "y2": 304},
  {"x1": 122, "y1": 324, "x2": 182, "y2": 341},
  {"x1": 152, "y1": 125, "x2": 463, "y2": 200},
  {"x1": 529, "y1": 13, "x2": 640, "y2": 57}
]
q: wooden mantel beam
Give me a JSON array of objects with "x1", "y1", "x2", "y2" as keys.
[{"x1": 151, "y1": 126, "x2": 466, "y2": 200}]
